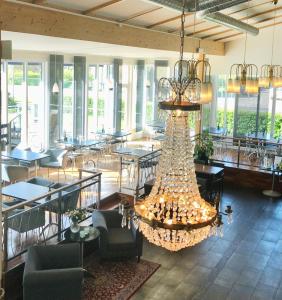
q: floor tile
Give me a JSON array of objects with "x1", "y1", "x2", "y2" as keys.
[{"x1": 227, "y1": 284, "x2": 254, "y2": 300}]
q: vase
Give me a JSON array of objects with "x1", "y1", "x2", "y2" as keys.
[
  {"x1": 70, "y1": 220, "x2": 80, "y2": 233},
  {"x1": 0, "y1": 288, "x2": 4, "y2": 300}
]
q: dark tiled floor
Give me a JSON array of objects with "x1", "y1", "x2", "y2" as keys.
[{"x1": 132, "y1": 184, "x2": 282, "y2": 300}]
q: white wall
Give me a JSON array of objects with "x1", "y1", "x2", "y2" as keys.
[{"x1": 209, "y1": 25, "x2": 282, "y2": 75}]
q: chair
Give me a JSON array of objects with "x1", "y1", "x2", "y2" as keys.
[
  {"x1": 23, "y1": 244, "x2": 83, "y2": 300},
  {"x1": 39, "y1": 149, "x2": 68, "y2": 181},
  {"x1": 47, "y1": 183, "x2": 80, "y2": 214},
  {"x1": 3, "y1": 200, "x2": 46, "y2": 244},
  {"x1": 27, "y1": 176, "x2": 54, "y2": 187},
  {"x1": 92, "y1": 210, "x2": 143, "y2": 262},
  {"x1": 2, "y1": 165, "x2": 29, "y2": 184}
]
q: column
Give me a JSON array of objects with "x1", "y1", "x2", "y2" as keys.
[
  {"x1": 73, "y1": 56, "x2": 86, "y2": 139},
  {"x1": 113, "y1": 59, "x2": 122, "y2": 132},
  {"x1": 49, "y1": 54, "x2": 63, "y2": 147}
]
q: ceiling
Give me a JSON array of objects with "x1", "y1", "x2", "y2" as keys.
[{"x1": 15, "y1": 0, "x2": 282, "y2": 43}]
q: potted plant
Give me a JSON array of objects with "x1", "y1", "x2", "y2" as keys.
[
  {"x1": 67, "y1": 208, "x2": 87, "y2": 233},
  {"x1": 194, "y1": 132, "x2": 214, "y2": 164}
]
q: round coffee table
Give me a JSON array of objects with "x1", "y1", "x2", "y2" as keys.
[{"x1": 64, "y1": 226, "x2": 99, "y2": 277}]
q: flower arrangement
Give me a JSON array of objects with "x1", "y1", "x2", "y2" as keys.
[{"x1": 66, "y1": 208, "x2": 87, "y2": 223}]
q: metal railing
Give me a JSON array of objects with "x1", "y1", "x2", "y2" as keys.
[
  {"x1": 117, "y1": 149, "x2": 162, "y2": 198},
  {"x1": 2, "y1": 171, "x2": 101, "y2": 270},
  {"x1": 210, "y1": 134, "x2": 281, "y2": 170}
]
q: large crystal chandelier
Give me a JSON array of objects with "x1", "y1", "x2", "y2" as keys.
[
  {"x1": 135, "y1": 111, "x2": 219, "y2": 251},
  {"x1": 133, "y1": 0, "x2": 230, "y2": 252},
  {"x1": 227, "y1": 0, "x2": 259, "y2": 95},
  {"x1": 259, "y1": 1, "x2": 282, "y2": 89}
]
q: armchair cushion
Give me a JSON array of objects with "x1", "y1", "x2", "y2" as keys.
[
  {"x1": 92, "y1": 210, "x2": 143, "y2": 260},
  {"x1": 108, "y1": 228, "x2": 136, "y2": 250}
]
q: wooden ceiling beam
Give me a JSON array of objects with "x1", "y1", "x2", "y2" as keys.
[
  {"x1": 32, "y1": 0, "x2": 47, "y2": 4},
  {"x1": 0, "y1": 1, "x2": 225, "y2": 55},
  {"x1": 203, "y1": 6, "x2": 282, "y2": 40},
  {"x1": 83, "y1": 0, "x2": 123, "y2": 15},
  {"x1": 118, "y1": 7, "x2": 162, "y2": 23},
  {"x1": 214, "y1": 16, "x2": 282, "y2": 41},
  {"x1": 147, "y1": 13, "x2": 192, "y2": 29}
]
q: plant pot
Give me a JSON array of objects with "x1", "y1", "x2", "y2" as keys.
[{"x1": 70, "y1": 220, "x2": 80, "y2": 233}]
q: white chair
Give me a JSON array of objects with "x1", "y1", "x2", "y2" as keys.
[{"x1": 2, "y1": 165, "x2": 29, "y2": 184}]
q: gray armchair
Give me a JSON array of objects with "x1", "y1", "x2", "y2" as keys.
[
  {"x1": 92, "y1": 210, "x2": 143, "y2": 262},
  {"x1": 23, "y1": 243, "x2": 83, "y2": 300},
  {"x1": 39, "y1": 149, "x2": 68, "y2": 180}
]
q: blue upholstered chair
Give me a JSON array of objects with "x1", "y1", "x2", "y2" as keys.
[{"x1": 39, "y1": 149, "x2": 68, "y2": 180}]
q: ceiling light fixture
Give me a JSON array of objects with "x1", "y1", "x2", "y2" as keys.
[
  {"x1": 227, "y1": 0, "x2": 259, "y2": 95},
  {"x1": 52, "y1": 54, "x2": 60, "y2": 94},
  {"x1": 259, "y1": 0, "x2": 282, "y2": 89}
]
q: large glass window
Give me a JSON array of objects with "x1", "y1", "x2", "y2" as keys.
[
  {"x1": 63, "y1": 64, "x2": 74, "y2": 138},
  {"x1": 7, "y1": 62, "x2": 25, "y2": 143},
  {"x1": 87, "y1": 65, "x2": 97, "y2": 138},
  {"x1": 273, "y1": 88, "x2": 282, "y2": 138},
  {"x1": 97, "y1": 65, "x2": 114, "y2": 131},
  {"x1": 27, "y1": 63, "x2": 44, "y2": 150}
]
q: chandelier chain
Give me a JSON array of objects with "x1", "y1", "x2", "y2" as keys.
[
  {"x1": 178, "y1": 0, "x2": 186, "y2": 82},
  {"x1": 271, "y1": 4, "x2": 277, "y2": 65}
]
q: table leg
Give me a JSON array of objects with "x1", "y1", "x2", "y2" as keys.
[
  {"x1": 81, "y1": 242, "x2": 95, "y2": 279},
  {"x1": 35, "y1": 160, "x2": 38, "y2": 176}
]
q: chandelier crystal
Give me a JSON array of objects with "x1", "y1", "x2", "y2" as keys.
[{"x1": 135, "y1": 110, "x2": 218, "y2": 251}]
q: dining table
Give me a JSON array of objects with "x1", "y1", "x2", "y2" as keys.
[{"x1": 1, "y1": 149, "x2": 50, "y2": 176}]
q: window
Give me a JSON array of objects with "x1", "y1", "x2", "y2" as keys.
[
  {"x1": 97, "y1": 65, "x2": 114, "y2": 131},
  {"x1": 63, "y1": 64, "x2": 74, "y2": 138},
  {"x1": 7, "y1": 62, "x2": 25, "y2": 143},
  {"x1": 27, "y1": 63, "x2": 44, "y2": 150},
  {"x1": 273, "y1": 88, "x2": 282, "y2": 138},
  {"x1": 87, "y1": 65, "x2": 97, "y2": 138}
]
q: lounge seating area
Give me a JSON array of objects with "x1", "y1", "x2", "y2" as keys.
[{"x1": 1, "y1": 0, "x2": 282, "y2": 299}]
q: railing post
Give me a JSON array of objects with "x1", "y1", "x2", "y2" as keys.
[
  {"x1": 237, "y1": 139, "x2": 241, "y2": 167},
  {"x1": 119, "y1": 156, "x2": 122, "y2": 192},
  {"x1": 57, "y1": 191, "x2": 62, "y2": 241},
  {"x1": 97, "y1": 174, "x2": 101, "y2": 209},
  {"x1": 78, "y1": 169, "x2": 82, "y2": 208},
  {"x1": 2, "y1": 213, "x2": 8, "y2": 285}
]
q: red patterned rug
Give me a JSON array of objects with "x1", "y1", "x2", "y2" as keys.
[{"x1": 83, "y1": 255, "x2": 160, "y2": 300}]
